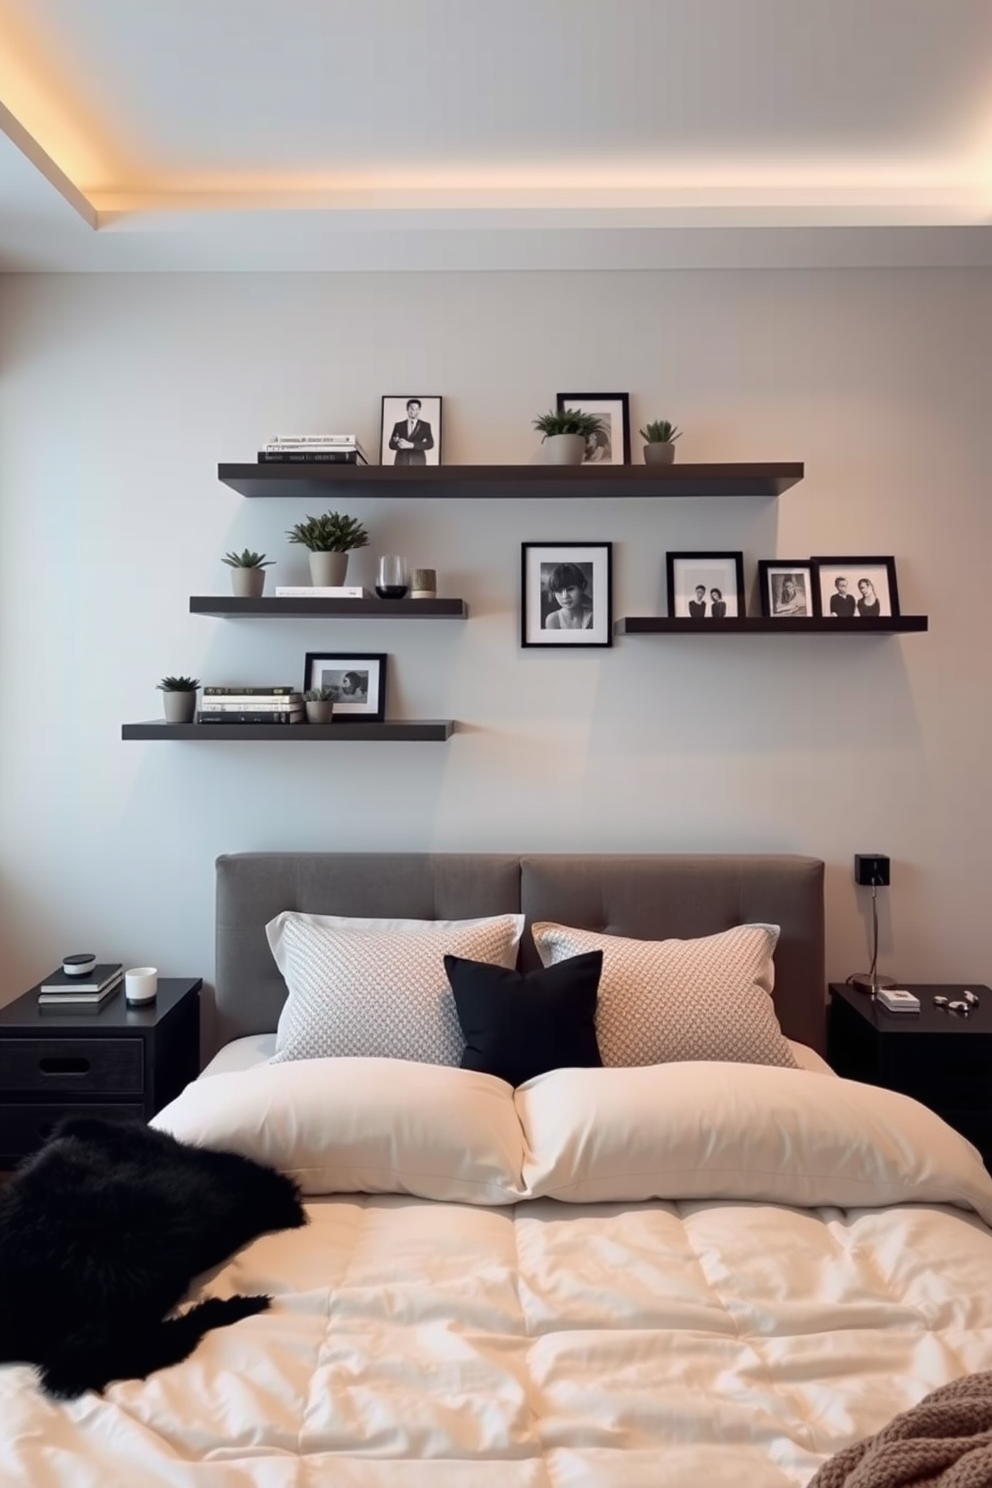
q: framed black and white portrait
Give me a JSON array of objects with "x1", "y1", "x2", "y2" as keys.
[
  {"x1": 379, "y1": 396, "x2": 442, "y2": 467},
  {"x1": 521, "y1": 542, "x2": 613, "y2": 648},
  {"x1": 757, "y1": 560, "x2": 818, "y2": 619},
  {"x1": 811, "y1": 556, "x2": 900, "y2": 620},
  {"x1": 666, "y1": 551, "x2": 746, "y2": 620},
  {"x1": 302, "y1": 652, "x2": 387, "y2": 721},
  {"x1": 555, "y1": 392, "x2": 630, "y2": 466}
]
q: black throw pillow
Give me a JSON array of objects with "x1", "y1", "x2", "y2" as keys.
[{"x1": 444, "y1": 949, "x2": 603, "y2": 1087}]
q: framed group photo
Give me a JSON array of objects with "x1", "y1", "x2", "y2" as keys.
[
  {"x1": 757, "y1": 560, "x2": 818, "y2": 618},
  {"x1": 556, "y1": 392, "x2": 630, "y2": 466},
  {"x1": 380, "y1": 395, "x2": 442, "y2": 467},
  {"x1": 666, "y1": 551, "x2": 745, "y2": 620},
  {"x1": 302, "y1": 652, "x2": 387, "y2": 721},
  {"x1": 812, "y1": 556, "x2": 900, "y2": 619},
  {"x1": 521, "y1": 542, "x2": 613, "y2": 648}
]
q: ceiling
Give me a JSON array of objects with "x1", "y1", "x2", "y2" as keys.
[{"x1": 1, "y1": 0, "x2": 992, "y2": 272}]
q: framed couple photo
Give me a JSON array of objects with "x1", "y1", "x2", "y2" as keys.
[
  {"x1": 756, "y1": 556, "x2": 900, "y2": 619},
  {"x1": 666, "y1": 552, "x2": 745, "y2": 620}
]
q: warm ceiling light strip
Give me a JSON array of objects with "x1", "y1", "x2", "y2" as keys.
[{"x1": 0, "y1": 99, "x2": 96, "y2": 228}]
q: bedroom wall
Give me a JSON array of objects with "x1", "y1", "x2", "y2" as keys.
[{"x1": 0, "y1": 267, "x2": 989, "y2": 1011}]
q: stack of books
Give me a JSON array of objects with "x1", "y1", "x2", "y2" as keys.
[
  {"x1": 38, "y1": 962, "x2": 123, "y2": 1007},
  {"x1": 258, "y1": 435, "x2": 369, "y2": 466},
  {"x1": 196, "y1": 686, "x2": 304, "y2": 725}
]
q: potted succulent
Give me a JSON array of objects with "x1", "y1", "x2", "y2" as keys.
[
  {"x1": 640, "y1": 419, "x2": 682, "y2": 466},
  {"x1": 533, "y1": 408, "x2": 604, "y2": 466},
  {"x1": 303, "y1": 686, "x2": 335, "y2": 724},
  {"x1": 222, "y1": 548, "x2": 273, "y2": 598},
  {"x1": 157, "y1": 675, "x2": 200, "y2": 724},
  {"x1": 286, "y1": 511, "x2": 369, "y2": 587}
]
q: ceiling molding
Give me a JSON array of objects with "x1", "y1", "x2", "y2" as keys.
[{"x1": 0, "y1": 98, "x2": 95, "y2": 228}]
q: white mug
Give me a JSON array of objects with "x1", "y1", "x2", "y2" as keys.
[{"x1": 125, "y1": 967, "x2": 158, "y2": 1005}]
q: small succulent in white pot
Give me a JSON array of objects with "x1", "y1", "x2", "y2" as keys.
[
  {"x1": 640, "y1": 419, "x2": 681, "y2": 465},
  {"x1": 532, "y1": 408, "x2": 604, "y2": 466},
  {"x1": 222, "y1": 548, "x2": 273, "y2": 598},
  {"x1": 157, "y1": 675, "x2": 200, "y2": 724},
  {"x1": 303, "y1": 686, "x2": 335, "y2": 724}
]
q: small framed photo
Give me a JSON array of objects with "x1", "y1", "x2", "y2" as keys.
[
  {"x1": 757, "y1": 560, "x2": 819, "y2": 618},
  {"x1": 521, "y1": 542, "x2": 613, "y2": 648},
  {"x1": 380, "y1": 395, "x2": 442, "y2": 467},
  {"x1": 556, "y1": 392, "x2": 630, "y2": 465},
  {"x1": 811, "y1": 556, "x2": 900, "y2": 619},
  {"x1": 303, "y1": 652, "x2": 387, "y2": 721},
  {"x1": 667, "y1": 551, "x2": 746, "y2": 619}
]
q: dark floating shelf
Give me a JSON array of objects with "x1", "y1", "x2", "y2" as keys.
[
  {"x1": 218, "y1": 462, "x2": 804, "y2": 501},
  {"x1": 122, "y1": 720, "x2": 454, "y2": 742},
  {"x1": 616, "y1": 616, "x2": 929, "y2": 635},
  {"x1": 189, "y1": 596, "x2": 468, "y2": 619}
]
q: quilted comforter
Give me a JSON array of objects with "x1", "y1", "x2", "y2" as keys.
[{"x1": 2, "y1": 1058, "x2": 992, "y2": 1488}]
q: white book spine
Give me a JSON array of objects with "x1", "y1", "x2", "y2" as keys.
[
  {"x1": 274, "y1": 586, "x2": 369, "y2": 598},
  {"x1": 198, "y1": 699, "x2": 302, "y2": 711},
  {"x1": 265, "y1": 435, "x2": 361, "y2": 446}
]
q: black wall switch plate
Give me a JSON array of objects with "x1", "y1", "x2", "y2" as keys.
[{"x1": 855, "y1": 854, "x2": 890, "y2": 886}]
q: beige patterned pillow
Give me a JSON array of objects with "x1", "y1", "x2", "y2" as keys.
[
  {"x1": 267, "y1": 912, "x2": 525, "y2": 1065},
  {"x1": 530, "y1": 921, "x2": 797, "y2": 1069}
]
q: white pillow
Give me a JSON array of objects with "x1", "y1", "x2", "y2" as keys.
[
  {"x1": 153, "y1": 1058, "x2": 526, "y2": 1204},
  {"x1": 267, "y1": 911, "x2": 526, "y2": 1065},
  {"x1": 530, "y1": 920, "x2": 797, "y2": 1068}
]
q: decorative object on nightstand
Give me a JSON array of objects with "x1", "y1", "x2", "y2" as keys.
[
  {"x1": 222, "y1": 548, "x2": 273, "y2": 598},
  {"x1": 850, "y1": 853, "x2": 896, "y2": 994},
  {"x1": 286, "y1": 511, "x2": 369, "y2": 587},
  {"x1": 157, "y1": 676, "x2": 200, "y2": 724},
  {"x1": 0, "y1": 977, "x2": 202, "y2": 1167},
  {"x1": 828, "y1": 981, "x2": 992, "y2": 1167},
  {"x1": 640, "y1": 418, "x2": 681, "y2": 465},
  {"x1": 124, "y1": 967, "x2": 158, "y2": 1005}
]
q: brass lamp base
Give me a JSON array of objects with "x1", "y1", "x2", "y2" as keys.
[{"x1": 850, "y1": 972, "x2": 897, "y2": 994}]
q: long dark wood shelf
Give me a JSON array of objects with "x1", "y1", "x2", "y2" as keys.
[
  {"x1": 218, "y1": 462, "x2": 803, "y2": 500},
  {"x1": 190, "y1": 596, "x2": 467, "y2": 619},
  {"x1": 616, "y1": 616, "x2": 929, "y2": 635},
  {"x1": 122, "y1": 720, "x2": 454, "y2": 742}
]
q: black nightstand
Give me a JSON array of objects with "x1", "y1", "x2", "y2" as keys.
[
  {"x1": 0, "y1": 978, "x2": 201, "y2": 1168},
  {"x1": 828, "y1": 981, "x2": 992, "y2": 1165}
]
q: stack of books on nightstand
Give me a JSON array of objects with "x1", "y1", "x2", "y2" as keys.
[
  {"x1": 257, "y1": 435, "x2": 369, "y2": 465},
  {"x1": 196, "y1": 686, "x2": 304, "y2": 725},
  {"x1": 37, "y1": 963, "x2": 123, "y2": 1006}
]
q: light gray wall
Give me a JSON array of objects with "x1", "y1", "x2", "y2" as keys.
[{"x1": 0, "y1": 268, "x2": 989, "y2": 1009}]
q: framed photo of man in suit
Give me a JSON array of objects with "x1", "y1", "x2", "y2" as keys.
[{"x1": 380, "y1": 395, "x2": 442, "y2": 467}]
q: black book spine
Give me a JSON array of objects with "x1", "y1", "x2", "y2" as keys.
[
  {"x1": 257, "y1": 451, "x2": 364, "y2": 464},
  {"x1": 196, "y1": 711, "x2": 303, "y2": 724}
]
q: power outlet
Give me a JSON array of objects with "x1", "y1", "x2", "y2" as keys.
[{"x1": 855, "y1": 853, "x2": 890, "y2": 887}]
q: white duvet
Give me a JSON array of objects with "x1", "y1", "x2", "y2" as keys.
[{"x1": 3, "y1": 1060, "x2": 992, "y2": 1488}]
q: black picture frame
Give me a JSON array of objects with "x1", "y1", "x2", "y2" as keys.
[
  {"x1": 666, "y1": 551, "x2": 746, "y2": 620},
  {"x1": 555, "y1": 392, "x2": 631, "y2": 465},
  {"x1": 757, "y1": 560, "x2": 820, "y2": 619},
  {"x1": 302, "y1": 652, "x2": 387, "y2": 721},
  {"x1": 811, "y1": 556, "x2": 900, "y2": 620},
  {"x1": 521, "y1": 542, "x2": 613, "y2": 648},
  {"x1": 379, "y1": 395, "x2": 442, "y2": 468}
]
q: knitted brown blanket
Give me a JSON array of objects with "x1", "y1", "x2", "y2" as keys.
[{"x1": 810, "y1": 1373, "x2": 992, "y2": 1488}]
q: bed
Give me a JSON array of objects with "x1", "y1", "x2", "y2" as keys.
[{"x1": 2, "y1": 851, "x2": 991, "y2": 1488}]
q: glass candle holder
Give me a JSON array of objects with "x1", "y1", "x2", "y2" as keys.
[{"x1": 375, "y1": 556, "x2": 409, "y2": 599}]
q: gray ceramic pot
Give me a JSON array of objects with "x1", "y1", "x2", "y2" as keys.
[
  {"x1": 231, "y1": 567, "x2": 265, "y2": 598},
  {"x1": 308, "y1": 551, "x2": 349, "y2": 586},
  {"x1": 643, "y1": 443, "x2": 676, "y2": 465},
  {"x1": 544, "y1": 433, "x2": 586, "y2": 466},
  {"x1": 163, "y1": 690, "x2": 197, "y2": 724},
  {"x1": 305, "y1": 700, "x2": 335, "y2": 724}
]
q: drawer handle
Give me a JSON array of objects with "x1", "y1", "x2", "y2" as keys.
[{"x1": 38, "y1": 1057, "x2": 91, "y2": 1076}]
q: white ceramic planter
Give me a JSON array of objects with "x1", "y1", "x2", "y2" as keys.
[
  {"x1": 231, "y1": 567, "x2": 265, "y2": 597},
  {"x1": 309, "y1": 551, "x2": 349, "y2": 586},
  {"x1": 163, "y1": 690, "x2": 197, "y2": 724},
  {"x1": 544, "y1": 433, "x2": 586, "y2": 466}
]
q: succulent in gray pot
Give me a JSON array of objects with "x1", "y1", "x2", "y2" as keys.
[
  {"x1": 286, "y1": 512, "x2": 369, "y2": 587},
  {"x1": 640, "y1": 419, "x2": 681, "y2": 466},
  {"x1": 532, "y1": 408, "x2": 604, "y2": 466},
  {"x1": 303, "y1": 686, "x2": 335, "y2": 724},
  {"x1": 222, "y1": 548, "x2": 273, "y2": 598},
  {"x1": 157, "y1": 675, "x2": 200, "y2": 724}
]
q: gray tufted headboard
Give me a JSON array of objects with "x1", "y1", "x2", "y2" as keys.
[{"x1": 212, "y1": 852, "x2": 826, "y2": 1057}]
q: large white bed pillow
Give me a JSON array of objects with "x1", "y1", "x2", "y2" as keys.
[
  {"x1": 531, "y1": 920, "x2": 797, "y2": 1068},
  {"x1": 267, "y1": 911, "x2": 525, "y2": 1065},
  {"x1": 153, "y1": 1057, "x2": 526, "y2": 1203}
]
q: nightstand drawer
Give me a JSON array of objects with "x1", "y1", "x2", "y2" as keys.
[
  {"x1": 0, "y1": 1102, "x2": 147, "y2": 1161},
  {"x1": 0, "y1": 1038, "x2": 144, "y2": 1095}
]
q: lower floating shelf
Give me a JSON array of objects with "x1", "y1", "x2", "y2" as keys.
[
  {"x1": 616, "y1": 616, "x2": 929, "y2": 635},
  {"x1": 122, "y1": 720, "x2": 455, "y2": 742}
]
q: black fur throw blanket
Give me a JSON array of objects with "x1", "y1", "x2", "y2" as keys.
[{"x1": 0, "y1": 1115, "x2": 307, "y2": 1398}]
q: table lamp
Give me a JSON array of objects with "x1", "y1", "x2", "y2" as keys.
[{"x1": 850, "y1": 853, "x2": 896, "y2": 994}]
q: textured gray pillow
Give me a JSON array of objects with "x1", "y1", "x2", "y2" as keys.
[
  {"x1": 531, "y1": 921, "x2": 797, "y2": 1069},
  {"x1": 267, "y1": 912, "x2": 526, "y2": 1065}
]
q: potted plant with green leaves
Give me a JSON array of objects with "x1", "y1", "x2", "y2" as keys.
[
  {"x1": 222, "y1": 548, "x2": 274, "y2": 599},
  {"x1": 533, "y1": 408, "x2": 604, "y2": 466},
  {"x1": 640, "y1": 419, "x2": 681, "y2": 466},
  {"x1": 303, "y1": 686, "x2": 335, "y2": 724},
  {"x1": 157, "y1": 675, "x2": 200, "y2": 725},
  {"x1": 286, "y1": 512, "x2": 369, "y2": 587}
]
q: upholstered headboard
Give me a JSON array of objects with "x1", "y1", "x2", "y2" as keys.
[{"x1": 212, "y1": 852, "x2": 826, "y2": 1057}]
